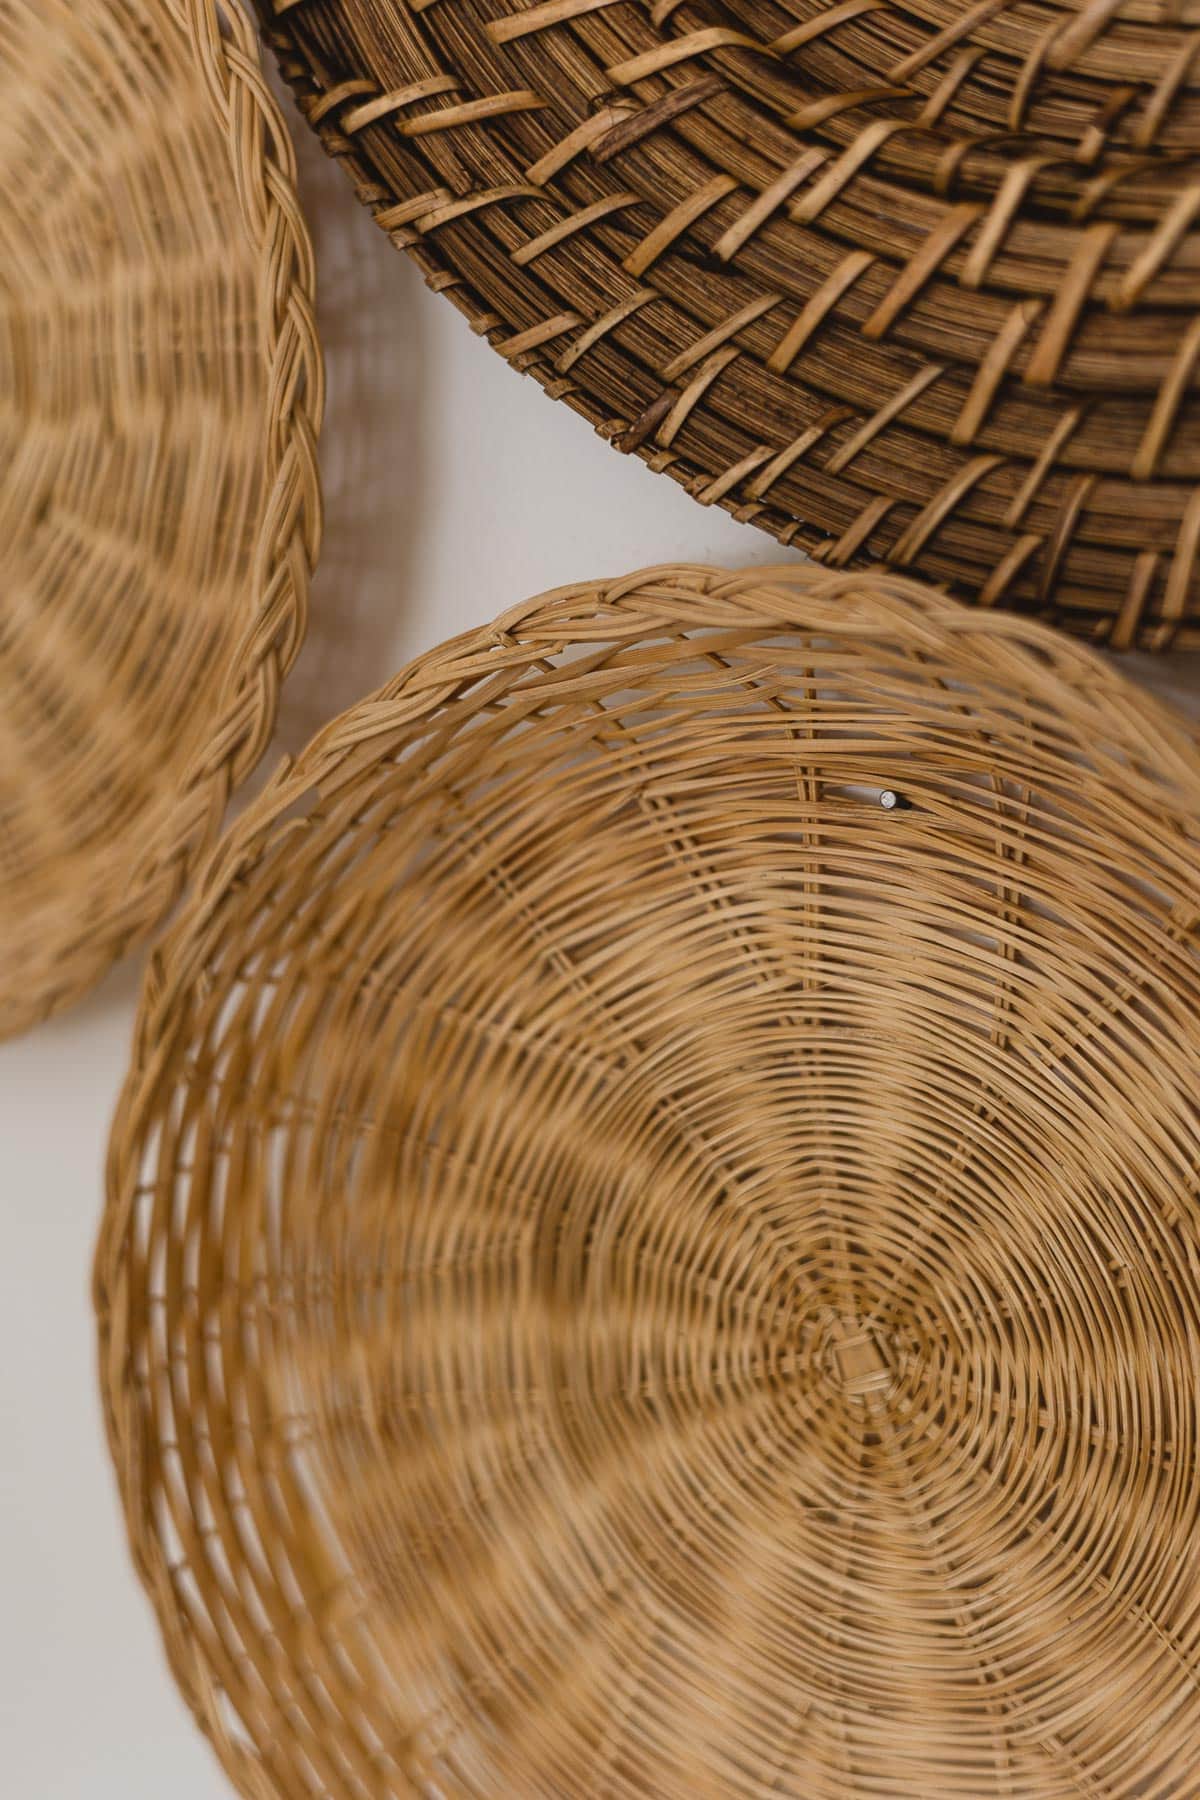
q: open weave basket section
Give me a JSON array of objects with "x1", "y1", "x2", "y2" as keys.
[
  {"x1": 0, "y1": 0, "x2": 322, "y2": 1037},
  {"x1": 265, "y1": 0, "x2": 1200, "y2": 647},
  {"x1": 98, "y1": 564, "x2": 1200, "y2": 1799}
]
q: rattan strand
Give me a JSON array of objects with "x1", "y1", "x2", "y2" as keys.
[
  {"x1": 0, "y1": 0, "x2": 322, "y2": 1037},
  {"x1": 99, "y1": 563, "x2": 1200, "y2": 1799},
  {"x1": 265, "y1": 0, "x2": 1200, "y2": 647}
]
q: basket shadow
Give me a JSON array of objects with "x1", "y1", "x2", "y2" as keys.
[
  {"x1": 267, "y1": 99, "x2": 424, "y2": 760},
  {"x1": 1121, "y1": 650, "x2": 1200, "y2": 725}
]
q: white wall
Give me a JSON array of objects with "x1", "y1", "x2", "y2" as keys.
[{"x1": 3, "y1": 75, "x2": 1200, "y2": 1800}]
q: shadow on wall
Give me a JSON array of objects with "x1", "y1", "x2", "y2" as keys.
[
  {"x1": 1121, "y1": 651, "x2": 1200, "y2": 725},
  {"x1": 268, "y1": 89, "x2": 424, "y2": 759}
]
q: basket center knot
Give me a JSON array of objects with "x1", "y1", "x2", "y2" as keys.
[{"x1": 830, "y1": 1327, "x2": 892, "y2": 1398}]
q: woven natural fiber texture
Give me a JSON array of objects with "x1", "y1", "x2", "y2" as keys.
[
  {"x1": 98, "y1": 563, "x2": 1200, "y2": 1799},
  {"x1": 265, "y1": 0, "x2": 1200, "y2": 648},
  {"x1": 778, "y1": 1, "x2": 1200, "y2": 149},
  {"x1": 0, "y1": 0, "x2": 322, "y2": 1038}
]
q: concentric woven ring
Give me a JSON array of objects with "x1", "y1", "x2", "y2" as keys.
[{"x1": 98, "y1": 563, "x2": 1200, "y2": 1797}]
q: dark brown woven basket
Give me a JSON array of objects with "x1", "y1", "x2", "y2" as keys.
[{"x1": 264, "y1": 0, "x2": 1200, "y2": 648}]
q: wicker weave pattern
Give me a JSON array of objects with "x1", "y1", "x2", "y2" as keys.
[
  {"x1": 771, "y1": 1, "x2": 1200, "y2": 150},
  {"x1": 99, "y1": 564, "x2": 1200, "y2": 1798},
  {"x1": 0, "y1": 0, "x2": 322, "y2": 1037},
  {"x1": 266, "y1": 0, "x2": 1200, "y2": 646}
]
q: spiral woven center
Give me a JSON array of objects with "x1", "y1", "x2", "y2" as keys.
[{"x1": 829, "y1": 1326, "x2": 891, "y2": 1397}]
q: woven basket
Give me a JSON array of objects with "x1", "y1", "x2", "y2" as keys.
[
  {"x1": 0, "y1": 0, "x2": 322, "y2": 1038},
  {"x1": 98, "y1": 563, "x2": 1200, "y2": 1799},
  {"x1": 264, "y1": 0, "x2": 1200, "y2": 648}
]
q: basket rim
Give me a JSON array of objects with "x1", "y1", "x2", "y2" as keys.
[
  {"x1": 1, "y1": 0, "x2": 323, "y2": 1038},
  {"x1": 105, "y1": 562, "x2": 1200, "y2": 1071}
]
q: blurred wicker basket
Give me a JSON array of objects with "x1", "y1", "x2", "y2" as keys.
[
  {"x1": 0, "y1": 0, "x2": 322, "y2": 1037},
  {"x1": 265, "y1": 0, "x2": 1200, "y2": 647},
  {"x1": 98, "y1": 563, "x2": 1200, "y2": 1799}
]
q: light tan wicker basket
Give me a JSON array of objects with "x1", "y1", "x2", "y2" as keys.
[
  {"x1": 0, "y1": 0, "x2": 322, "y2": 1037},
  {"x1": 98, "y1": 564, "x2": 1200, "y2": 1799}
]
